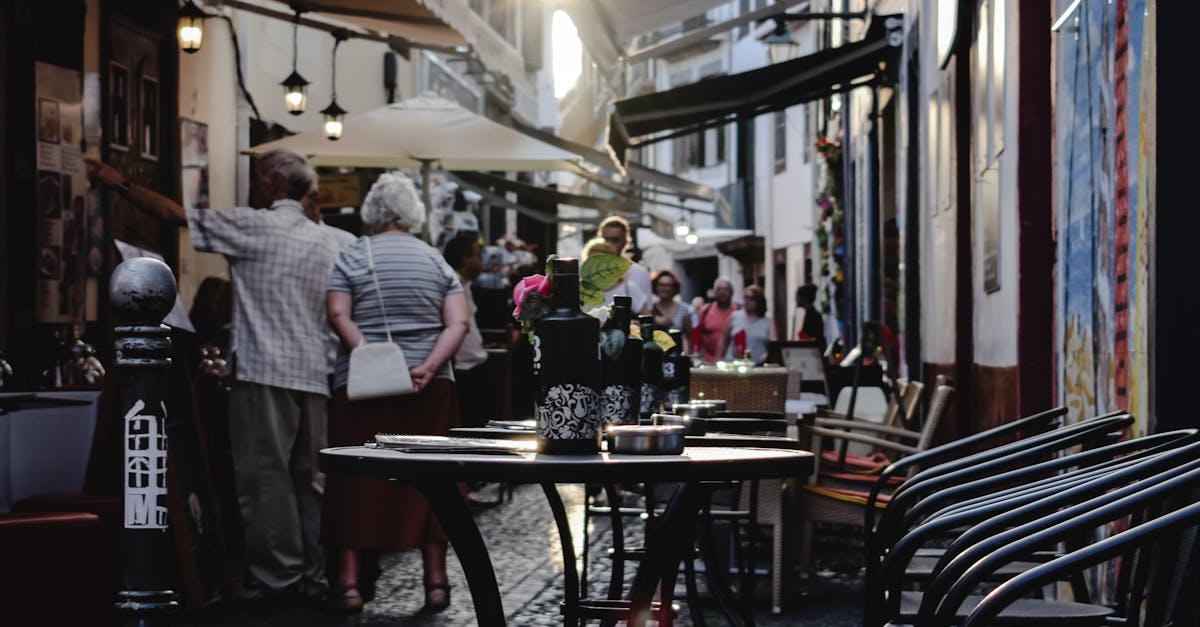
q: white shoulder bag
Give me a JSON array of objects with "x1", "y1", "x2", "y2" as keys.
[{"x1": 346, "y1": 237, "x2": 415, "y2": 401}]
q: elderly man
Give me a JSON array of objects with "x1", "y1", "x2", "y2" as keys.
[{"x1": 89, "y1": 150, "x2": 342, "y2": 603}]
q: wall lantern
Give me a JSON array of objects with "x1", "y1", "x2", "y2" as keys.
[
  {"x1": 321, "y1": 32, "x2": 348, "y2": 140},
  {"x1": 282, "y1": 13, "x2": 309, "y2": 115},
  {"x1": 178, "y1": 0, "x2": 205, "y2": 53},
  {"x1": 765, "y1": 19, "x2": 799, "y2": 64}
]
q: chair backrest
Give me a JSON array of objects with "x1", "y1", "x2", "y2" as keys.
[
  {"x1": 930, "y1": 460, "x2": 1200, "y2": 626},
  {"x1": 873, "y1": 432, "x2": 1200, "y2": 619},
  {"x1": 960, "y1": 502, "x2": 1200, "y2": 627},
  {"x1": 867, "y1": 431, "x2": 1200, "y2": 625},
  {"x1": 868, "y1": 412, "x2": 1133, "y2": 564},
  {"x1": 913, "y1": 384, "x2": 952, "y2": 452},
  {"x1": 770, "y1": 340, "x2": 829, "y2": 401}
]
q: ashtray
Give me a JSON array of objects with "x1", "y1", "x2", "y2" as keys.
[{"x1": 607, "y1": 425, "x2": 685, "y2": 455}]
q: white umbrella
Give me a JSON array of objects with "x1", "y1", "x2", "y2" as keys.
[
  {"x1": 244, "y1": 95, "x2": 581, "y2": 170},
  {"x1": 245, "y1": 96, "x2": 580, "y2": 236}
]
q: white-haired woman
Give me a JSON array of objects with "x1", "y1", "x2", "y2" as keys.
[{"x1": 322, "y1": 172, "x2": 469, "y2": 612}]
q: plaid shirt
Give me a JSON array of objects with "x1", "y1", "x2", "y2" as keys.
[{"x1": 189, "y1": 199, "x2": 342, "y2": 396}]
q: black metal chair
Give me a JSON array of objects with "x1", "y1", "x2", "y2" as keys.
[
  {"x1": 867, "y1": 430, "x2": 1200, "y2": 626},
  {"x1": 920, "y1": 454, "x2": 1200, "y2": 626}
]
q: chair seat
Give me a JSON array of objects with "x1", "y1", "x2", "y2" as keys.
[
  {"x1": 801, "y1": 484, "x2": 891, "y2": 507},
  {"x1": 897, "y1": 590, "x2": 1113, "y2": 625},
  {"x1": 820, "y1": 470, "x2": 906, "y2": 485},
  {"x1": 820, "y1": 450, "x2": 892, "y2": 472}
]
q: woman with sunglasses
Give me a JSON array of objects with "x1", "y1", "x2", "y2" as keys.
[
  {"x1": 650, "y1": 269, "x2": 692, "y2": 352},
  {"x1": 724, "y1": 284, "x2": 777, "y2": 363}
]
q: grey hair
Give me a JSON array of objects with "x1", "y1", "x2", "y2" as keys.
[
  {"x1": 361, "y1": 171, "x2": 426, "y2": 232},
  {"x1": 257, "y1": 149, "x2": 317, "y2": 201},
  {"x1": 713, "y1": 276, "x2": 734, "y2": 289}
]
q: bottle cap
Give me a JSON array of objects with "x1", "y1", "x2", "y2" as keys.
[
  {"x1": 613, "y1": 295, "x2": 632, "y2": 308},
  {"x1": 551, "y1": 257, "x2": 579, "y2": 275}
]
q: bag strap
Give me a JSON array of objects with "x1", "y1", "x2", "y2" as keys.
[{"x1": 364, "y1": 236, "x2": 394, "y2": 344}]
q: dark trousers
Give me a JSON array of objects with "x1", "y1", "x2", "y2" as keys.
[{"x1": 454, "y1": 362, "x2": 490, "y2": 428}]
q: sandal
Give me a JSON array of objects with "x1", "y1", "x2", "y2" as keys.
[
  {"x1": 424, "y1": 581, "x2": 451, "y2": 611},
  {"x1": 321, "y1": 585, "x2": 363, "y2": 613}
]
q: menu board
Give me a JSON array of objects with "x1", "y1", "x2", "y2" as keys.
[{"x1": 34, "y1": 62, "x2": 88, "y2": 323}]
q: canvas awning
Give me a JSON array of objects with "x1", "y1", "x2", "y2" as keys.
[
  {"x1": 229, "y1": 0, "x2": 527, "y2": 90},
  {"x1": 608, "y1": 15, "x2": 904, "y2": 160}
]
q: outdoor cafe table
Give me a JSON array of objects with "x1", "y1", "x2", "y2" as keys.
[{"x1": 319, "y1": 443, "x2": 813, "y2": 626}]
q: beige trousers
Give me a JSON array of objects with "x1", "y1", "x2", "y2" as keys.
[{"x1": 229, "y1": 381, "x2": 327, "y2": 593}]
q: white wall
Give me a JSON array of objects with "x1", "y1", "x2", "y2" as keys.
[
  {"x1": 919, "y1": 0, "x2": 957, "y2": 365},
  {"x1": 972, "y1": 0, "x2": 1018, "y2": 367}
]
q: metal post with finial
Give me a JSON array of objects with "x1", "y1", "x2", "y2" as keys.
[{"x1": 109, "y1": 257, "x2": 180, "y2": 625}]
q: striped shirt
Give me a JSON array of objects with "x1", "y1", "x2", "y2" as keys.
[
  {"x1": 328, "y1": 231, "x2": 463, "y2": 389},
  {"x1": 188, "y1": 199, "x2": 342, "y2": 396}
]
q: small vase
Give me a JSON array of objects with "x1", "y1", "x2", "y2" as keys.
[
  {"x1": 600, "y1": 295, "x2": 642, "y2": 426},
  {"x1": 532, "y1": 258, "x2": 602, "y2": 453}
]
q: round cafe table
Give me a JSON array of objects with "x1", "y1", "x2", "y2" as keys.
[{"x1": 319, "y1": 444, "x2": 812, "y2": 626}]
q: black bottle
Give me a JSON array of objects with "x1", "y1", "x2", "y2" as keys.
[
  {"x1": 661, "y1": 329, "x2": 691, "y2": 408},
  {"x1": 639, "y1": 316, "x2": 663, "y2": 419},
  {"x1": 533, "y1": 258, "x2": 602, "y2": 453},
  {"x1": 600, "y1": 296, "x2": 642, "y2": 426}
]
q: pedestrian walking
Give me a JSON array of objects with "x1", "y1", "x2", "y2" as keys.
[{"x1": 322, "y1": 172, "x2": 469, "y2": 612}]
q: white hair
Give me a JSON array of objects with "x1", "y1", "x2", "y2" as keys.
[{"x1": 361, "y1": 172, "x2": 426, "y2": 232}]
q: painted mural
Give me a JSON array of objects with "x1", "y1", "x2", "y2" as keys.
[{"x1": 1054, "y1": 0, "x2": 1154, "y2": 434}]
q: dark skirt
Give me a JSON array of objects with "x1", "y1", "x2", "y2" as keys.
[{"x1": 321, "y1": 378, "x2": 461, "y2": 550}]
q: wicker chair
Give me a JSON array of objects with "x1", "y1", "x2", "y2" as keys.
[
  {"x1": 690, "y1": 366, "x2": 788, "y2": 414},
  {"x1": 795, "y1": 384, "x2": 954, "y2": 574}
]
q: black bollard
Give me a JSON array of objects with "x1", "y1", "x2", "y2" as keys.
[{"x1": 110, "y1": 257, "x2": 180, "y2": 625}]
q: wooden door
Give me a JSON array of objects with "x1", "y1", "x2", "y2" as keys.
[{"x1": 105, "y1": 16, "x2": 176, "y2": 267}]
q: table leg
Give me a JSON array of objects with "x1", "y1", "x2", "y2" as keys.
[
  {"x1": 413, "y1": 481, "x2": 506, "y2": 626},
  {"x1": 627, "y1": 483, "x2": 704, "y2": 627},
  {"x1": 540, "y1": 483, "x2": 580, "y2": 627}
]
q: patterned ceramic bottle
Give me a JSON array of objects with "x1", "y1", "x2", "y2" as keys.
[
  {"x1": 662, "y1": 328, "x2": 691, "y2": 408},
  {"x1": 533, "y1": 258, "x2": 602, "y2": 453},
  {"x1": 639, "y1": 315, "x2": 663, "y2": 419},
  {"x1": 600, "y1": 295, "x2": 642, "y2": 426}
]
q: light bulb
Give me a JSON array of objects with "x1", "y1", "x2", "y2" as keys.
[
  {"x1": 674, "y1": 222, "x2": 691, "y2": 237},
  {"x1": 179, "y1": 25, "x2": 202, "y2": 50},
  {"x1": 684, "y1": 233, "x2": 699, "y2": 245},
  {"x1": 286, "y1": 91, "x2": 304, "y2": 106},
  {"x1": 323, "y1": 119, "x2": 343, "y2": 139}
]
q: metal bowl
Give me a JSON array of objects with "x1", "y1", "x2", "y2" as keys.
[
  {"x1": 671, "y1": 403, "x2": 715, "y2": 419},
  {"x1": 607, "y1": 425, "x2": 685, "y2": 455},
  {"x1": 653, "y1": 412, "x2": 707, "y2": 435},
  {"x1": 692, "y1": 398, "x2": 727, "y2": 411}
]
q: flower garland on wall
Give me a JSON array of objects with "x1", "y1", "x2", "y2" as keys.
[{"x1": 813, "y1": 136, "x2": 847, "y2": 329}]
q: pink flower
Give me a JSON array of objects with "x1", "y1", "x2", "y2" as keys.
[{"x1": 512, "y1": 274, "x2": 551, "y2": 317}]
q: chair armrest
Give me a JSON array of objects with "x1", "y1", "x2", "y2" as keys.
[
  {"x1": 805, "y1": 425, "x2": 920, "y2": 455},
  {"x1": 814, "y1": 417, "x2": 922, "y2": 441}
]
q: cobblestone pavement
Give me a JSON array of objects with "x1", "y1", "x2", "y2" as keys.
[{"x1": 183, "y1": 483, "x2": 862, "y2": 626}]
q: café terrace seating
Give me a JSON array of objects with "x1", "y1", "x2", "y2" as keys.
[{"x1": 865, "y1": 424, "x2": 1200, "y2": 626}]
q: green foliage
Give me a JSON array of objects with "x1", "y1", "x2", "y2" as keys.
[{"x1": 579, "y1": 253, "x2": 632, "y2": 307}]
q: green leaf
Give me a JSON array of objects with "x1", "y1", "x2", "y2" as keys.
[
  {"x1": 579, "y1": 283, "x2": 605, "y2": 307},
  {"x1": 652, "y1": 330, "x2": 676, "y2": 353},
  {"x1": 544, "y1": 253, "x2": 558, "y2": 280},
  {"x1": 579, "y1": 254, "x2": 632, "y2": 293},
  {"x1": 599, "y1": 329, "x2": 626, "y2": 360}
]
